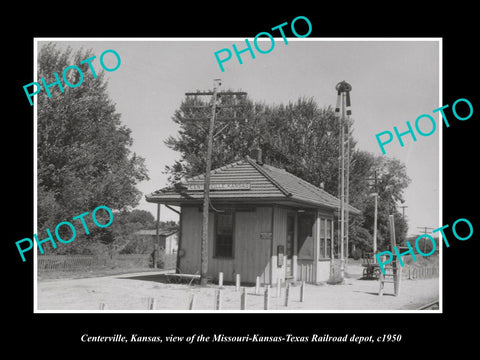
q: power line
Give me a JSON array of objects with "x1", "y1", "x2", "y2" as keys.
[
  {"x1": 185, "y1": 80, "x2": 248, "y2": 285},
  {"x1": 416, "y1": 226, "x2": 435, "y2": 254}
]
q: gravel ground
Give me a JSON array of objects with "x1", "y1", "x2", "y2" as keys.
[{"x1": 36, "y1": 264, "x2": 440, "y2": 312}]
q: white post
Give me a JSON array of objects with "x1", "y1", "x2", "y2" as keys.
[
  {"x1": 188, "y1": 293, "x2": 195, "y2": 310},
  {"x1": 264, "y1": 285, "x2": 270, "y2": 310},
  {"x1": 215, "y1": 289, "x2": 222, "y2": 310},
  {"x1": 235, "y1": 274, "x2": 240, "y2": 291},
  {"x1": 148, "y1": 297, "x2": 155, "y2": 310},
  {"x1": 284, "y1": 282, "x2": 290, "y2": 306},
  {"x1": 241, "y1": 287, "x2": 247, "y2": 310},
  {"x1": 300, "y1": 281, "x2": 305, "y2": 302}
]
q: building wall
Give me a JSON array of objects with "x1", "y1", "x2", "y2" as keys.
[
  {"x1": 178, "y1": 206, "x2": 203, "y2": 275},
  {"x1": 232, "y1": 207, "x2": 272, "y2": 284},
  {"x1": 178, "y1": 205, "x2": 273, "y2": 284},
  {"x1": 178, "y1": 204, "x2": 336, "y2": 284},
  {"x1": 271, "y1": 206, "x2": 287, "y2": 285}
]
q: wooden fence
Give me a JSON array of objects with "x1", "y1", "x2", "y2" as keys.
[
  {"x1": 37, "y1": 253, "x2": 177, "y2": 272},
  {"x1": 404, "y1": 265, "x2": 439, "y2": 280},
  {"x1": 297, "y1": 263, "x2": 314, "y2": 283}
]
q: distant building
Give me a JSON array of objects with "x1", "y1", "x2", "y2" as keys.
[
  {"x1": 135, "y1": 229, "x2": 179, "y2": 254},
  {"x1": 146, "y1": 156, "x2": 359, "y2": 284}
]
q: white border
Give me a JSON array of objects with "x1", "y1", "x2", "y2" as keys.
[{"x1": 33, "y1": 37, "x2": 442, "y2": 314}]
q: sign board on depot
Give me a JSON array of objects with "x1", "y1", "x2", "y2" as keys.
[{"x1": 187, "y1": 183, "x2": 251, "y2": 191}]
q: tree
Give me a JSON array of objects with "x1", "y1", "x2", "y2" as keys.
[
  {"x1": 125, "y1": 209, "x2": 156, "y2": 228},
  {"x1": 37, "y1": 43, "x2": 149, "y2": 254},
  {"x1": 164, "y1": 93, "x2": 410, "y2": 256},
  {"x1": 164, "y1": 96, "x2": 350, "y2": 193},
  {"x1": 354, "y1": 152, "x2": 411, "y2": 252}
]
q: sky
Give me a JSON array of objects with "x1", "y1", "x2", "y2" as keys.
[{"x1": 37, "y1": 38, "x2": 441, "y2": 236}]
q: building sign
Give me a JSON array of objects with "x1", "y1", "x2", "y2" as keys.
[
  {"x1": 187, "y1": 183, "x2": 251, "y2": 191},
  {"x1": 260, "y1": 232, "x2": 272, "y2": 240}
]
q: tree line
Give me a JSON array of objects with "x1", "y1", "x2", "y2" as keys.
[
  {"x1": 164, "y1": 92, "x2": 411, "y2": 255},
  {"x1": 37, "y1": 43, "x2": 410, "y2": 258}
]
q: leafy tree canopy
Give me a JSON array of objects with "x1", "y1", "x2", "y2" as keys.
[
  {"x1": 165, "y1": 93, "x2": 411, "y2": 255},
  {"x1": 37, "y1": 43, "x2": 149, "y2": 252}
]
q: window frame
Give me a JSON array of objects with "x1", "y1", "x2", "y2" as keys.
[{"x1": 213, "y1": 211, "x2": 235, "y2": 259}]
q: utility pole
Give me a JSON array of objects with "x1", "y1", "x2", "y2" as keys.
[
  {"x1": 184, "y1": 80, "x2": 247, "y2": 285},
  {"x1": 367, "y1": 170, "x2": 379, "y2": 255},
  {"x1": 400, "y1": 205, "x2": 408, "y2": 221},
  {"x1": 340, "y1": 91, "x2": 345, "y2": 275},
  {"x1": 417, "y1": 226, "x2": 435, "y2": 255},
  {"x1": 154, "y1": 203, "x2": 161, "y2": 269},
  {"x1": 345, "y1": 116, "x2": 350, "y2": 265}
]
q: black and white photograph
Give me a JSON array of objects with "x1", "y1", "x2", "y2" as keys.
[
  {"x1": 33, "y1": 38, "x2": 441, "y2": 313},
  {"x1": 6, "y1": 7, "x2": 478, "y2": 352}
]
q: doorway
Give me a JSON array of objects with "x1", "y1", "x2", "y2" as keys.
[
  {"x1": 297, "y1": 212, "x2": 315, "y2": 260},
  {"x1": 286, "y1": 213, "x2": 295, "y2": 278}
]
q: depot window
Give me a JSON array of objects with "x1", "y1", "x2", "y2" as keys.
[{"x1": 215, "y1": 212, "x2": 234, "y2": 258}]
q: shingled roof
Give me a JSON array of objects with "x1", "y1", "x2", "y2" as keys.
[{"x1": 146, "y1": 156, "x2": 360, "y2": 215}]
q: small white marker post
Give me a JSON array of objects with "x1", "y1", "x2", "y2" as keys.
[
  {"x1": 188, "y1": 293, "x2": 196, "y2": 310},
  {"x1": 235, "y1": 274, "x2": 241, "y2": 291},
  {"x1": 255, "y1": 276, "x2": 260, "y2": 294},
  {"x1": 148, "y1": 297, "x2": 156, "y2": 310},
  {"x1": 240, "y1": 287, "x2": 247, "y2": 310},
  {"x1": 264, "y1": 285, "x2": 270, "y2": 310},
  {"x1": 284, "y1": 282, "x2": 290, "y2": 306},
  {"x1": 99, "y1": 302, "x2": 107, "y2": 310},
  {"x1": 219, "y1": 272, "x2": 224, "y2": 288},
  {"x1": 300, "y1": 281, "x2": 305, "y2": 302},
  {"x1": 215, "y1": 289, "x2": 222, "y2": 310}
]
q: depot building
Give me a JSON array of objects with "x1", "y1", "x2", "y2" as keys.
[{"x1": 146, "y1": 155, "x2": 359, "y2": 285}]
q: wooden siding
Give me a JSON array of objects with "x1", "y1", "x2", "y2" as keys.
[
  {"x1": 178, "y1": 206, "x2": 203, "y2": 275},
  {"x1": 179, "y1": 205, "x2": 273, "y2": 284},
  {"x1": 179, "y1": 204, "x2": 336, "y2": 285},
  {"x1": 271, "y1": 206, "x2": 287, "y2": 285},
  {"x1": 232, "y1": 207, "x2": 272, "y2": 284}
]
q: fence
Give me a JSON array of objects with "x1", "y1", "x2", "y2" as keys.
[
  {"x1": 403, "y1": 265, "x2": 439, "y2": 280},
  {"x1": 37, "y1": 253, "x2": 177, "y2": 272},
  {"x1": 297, "y1": 263, "x2": 314, "y2": 283}
]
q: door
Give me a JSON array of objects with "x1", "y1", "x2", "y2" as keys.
[{"x1": 286, "y1": 213, "x2": 295, "y2": 278}]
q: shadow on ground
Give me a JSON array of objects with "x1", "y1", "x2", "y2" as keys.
[{"x1": 118, "y1": 273, "x2": 200, "y2": 285}]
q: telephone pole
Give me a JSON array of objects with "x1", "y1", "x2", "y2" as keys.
[
  {"x1": 184, "y1": 80, "x2": 247, "y2": 285},
  {"x1": 367, "y1": 170, "x2": 379, "y2": 255},
  {"x1": 417, "y1": 226, "x2": 435, "y2": 255},
  {"x1": 400, "y1": 205, "x2": 408, "y2": 221}
]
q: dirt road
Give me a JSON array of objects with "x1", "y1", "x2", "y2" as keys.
[{"x1": 36, "y1": 266, "x2": 439, "y2": 312}]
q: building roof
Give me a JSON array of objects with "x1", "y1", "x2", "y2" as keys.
[{"x1": 146, "y1": 156, "x2": 360, "y2": 215}]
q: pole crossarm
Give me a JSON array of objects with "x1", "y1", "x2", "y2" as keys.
[
  {"x1": 183, "y1": 104, "x2": 247, "y2": 109},
  {"x1": 185, "y1": 91, "x2": 248, "y2": 96},
  {"x1": 183, "y1": 117, "x2": 247, "y2": 122}
]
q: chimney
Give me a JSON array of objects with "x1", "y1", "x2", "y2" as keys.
[{"x1": 256, "y1": 147, "x2": 263, "y2": 165}]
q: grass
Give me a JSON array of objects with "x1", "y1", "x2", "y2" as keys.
[
  {"x1": 402, "y1": 253, "x2": 439, "y2": 267},
  {"x1": 37, "y1": 266, "x2": 168, "y2": 282}
]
